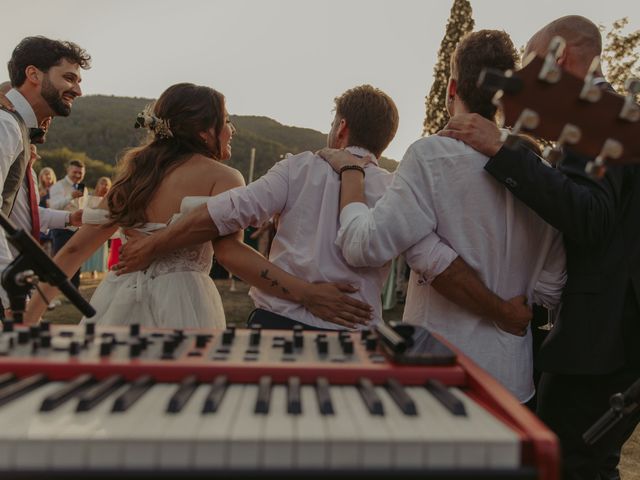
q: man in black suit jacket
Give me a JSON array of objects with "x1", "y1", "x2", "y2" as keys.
[{"x1": 438, "y1": 15, "x2": 640, "y2": 480}]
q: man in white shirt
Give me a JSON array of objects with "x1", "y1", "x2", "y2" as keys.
[
  {"x1": 0, "y1": 36, "x2": 90, "y2": 314},
  {"x1": 48, "y1": 159, "x2": 87, "y2": 288},
  {"x1": 320, "y1": 30, "x2": 566, "y2": 403}
]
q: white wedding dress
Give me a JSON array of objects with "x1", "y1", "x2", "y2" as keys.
[{"x1": 80, "y1": 197, "x2": 226, "y2": 329}]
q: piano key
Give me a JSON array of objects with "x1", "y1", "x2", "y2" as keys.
[
  {"x1": 385, "y1": 378, "x2": 417, "y2": 416},
  {"x1": 357, "y1": 377, "x2": 384, "y2": 416},
  {"x1": 0, "y1": 373, "x2": 47, "y2": 408},
  {"x1": 295, "y1": 385, "x2": 328, "y2": 468},
  {"x1": 315, "y1": 377, "x2": 334, "y2": 415},
  {"x1": 425, "y1": 379, "x2": 466, "y2": 416},
  {"x1": 343, "y1": 386, "x2": 392, "y2": 468},
  {"x1": 262, "y1": 385, "x2": 295, "y2": 468},
  {"x1": 112, "y1": 375, "x2": 154, "y2": 412},
  {"x1": 193, "y1": 384, "x2": 244, "y2": 468},
  {"x1": 449, "y1": 387, "x2": 520, "y2": 468},
  {"x1": 0, "y1": 372, "x2": 15, "y2": 389},
  {"x1": 77, "y1": 375, "x2": 125, "y2": 412},
  {"x1": 287, "y1": 376, "x2": 302, "y2": 415},
  {"x1": 159, "y1": 385, "x2": 211, "y2": 469},
  {"x1": 202, "y1": 375, "x2": 228, "y2": 413},
  {"x1": 412, "y1": 386, "x2": 489, "y2": 468},
  {"x1": 324, "y1": 386, "x2": 363, "y2": 468},
  {"x1": 51, "y1": 384, "x2": 128, "y2": 470},
  {"x1": 40, "y1": 374, "x2": 94, "y2": 412},
  {"x1": 254, "y1": 375, "x2": 272, "y2": 414},
  {"x1": 167, "y1": 375, "x2": 198, "y2": 413},
  {"x1": 376, "y1": 387, "x2": 426, "y2": 468},
  {"x1": 0, "y1": 382, "x2": 63, "y2": 469},
  {"x1": 227, "y1": 385, "x2": 264, "y2": 469}
]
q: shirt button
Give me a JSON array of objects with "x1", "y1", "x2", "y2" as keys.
[{"x1": 505, "y1": 177, "x2": 518, "y2": 188}]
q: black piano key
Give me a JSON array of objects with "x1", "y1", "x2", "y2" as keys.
[
  {"x1": 254, "y1": 376, "x2": 272, "y2": 414},
  {"x1": 112, "y1": 375, "x2": 154, "y2": 412},
  {"x1": 0, "y1": 373, "x2": 47, "y2": 407},
  {"x1": 0, "y1": 372, "x2": 16, "y2": 389},
  {"x1": 202, "y1": 375, "x2": 228, "y2": 413},
  {"x1": 357, "y1": 378, "x2": 384, "y2": 416},
  {"x1": 167, "y1": 375, "x2": 198, "y2": 413},
  {"x1": 425, "y1": 379, "x2": 467, "y2": 416},
  {"x1": 385, "y1": 378, "x2": 417, "y2": 416},
  {"x1": 77, "y1": 375, "x2": 125, "y2": 412},
  {"x1": 287, "y1": 377, "x2": 302, "y2": 415},
  {"x1": 315, "y1": 377, "x2": 334, "y2": 415},
  {"x1": 40, "y1": 374, "x2": 95, "y2": 412}
]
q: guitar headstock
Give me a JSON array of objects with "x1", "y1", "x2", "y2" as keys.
[{"x1": 479, "y1": 36, "x2": 640, "y2": 176}]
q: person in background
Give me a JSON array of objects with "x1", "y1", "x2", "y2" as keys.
[
  {"x1": 48, "y1": 158, "x2": 87, "y2": 288},
  {"x1": 81, "y1": 177, "x2": 112, "y2": 277}
]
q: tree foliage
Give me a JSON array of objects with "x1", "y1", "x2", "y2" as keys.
[
  {"x1": 601, "y1": 18, "x2": 640, "y2": 100},
  {"x1": 423, "y1": 0, "x2": 474, "y2": 136}
]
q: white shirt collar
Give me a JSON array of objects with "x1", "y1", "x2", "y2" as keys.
[
  {"x1": 345, "y1": 146, "x2": 379, "y2": 166},
  {"x1": 5, "y1": 89, "x2": 38, "y2": 128}
]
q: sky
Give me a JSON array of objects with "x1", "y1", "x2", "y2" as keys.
[{"x1": 2, "y1": 0, "x2": 638, "y2": 160}]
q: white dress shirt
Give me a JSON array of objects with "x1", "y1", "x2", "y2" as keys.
[
  {"x1": 48, "y1": 175, "x2": 87, "y2": 231},
  {"x1": 337, "y1": 136, "x2": 567, "y2": 401}
]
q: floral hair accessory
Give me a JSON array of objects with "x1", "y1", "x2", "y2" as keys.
[{"x1": 134, "y1": 107, "x2": 173, "y2": 139}]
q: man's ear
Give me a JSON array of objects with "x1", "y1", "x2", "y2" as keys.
[
  {"x1": 336, "y1": 118, "x2": 349, "y2": 143},
  {"x1": 24, "y1": 66, "x2": 42, "y2": 87},
  {"x1": 447, "y1": 78, "x2": 457, "y2": 99}
]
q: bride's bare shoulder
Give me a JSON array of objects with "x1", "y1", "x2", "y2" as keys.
[{"x1": 186, "y1": 154, "x2": 245, "y2": 188}]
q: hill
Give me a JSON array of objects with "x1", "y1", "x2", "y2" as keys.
[{"x1": 44, "y1": 95, "x2": 397, "y2": 183}]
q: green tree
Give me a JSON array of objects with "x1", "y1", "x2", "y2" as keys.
[
  {"x1": 423, "y1": 0, "x2": 474, "y2": 136},
  {"x1": 36, "y1": 147, "x2": 115, "y2": 192},
  {"x1": 601, "y1": 18, "x2": 640, "y2": 99}
]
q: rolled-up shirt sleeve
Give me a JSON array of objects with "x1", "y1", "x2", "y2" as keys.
[
  {"x1": 336, "y1": 141, "x2": 439, "y2": 268},
  {"x1": 39, "y1": 207, "x2": 68, "y2": 232},
  {"x1": 207, "y1": 159, "x2": 289, "y2": 236},
  {"x1": 404, "y1": 232, "x2": 458, "y2": 285}
]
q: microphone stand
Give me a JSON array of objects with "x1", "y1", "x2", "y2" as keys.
[
  {"x1": 0, "y1": 211, "x2": 95, "y2": 323},
  {"x1": 583, "y1": 376, "x2": 640, "y2": 445}
]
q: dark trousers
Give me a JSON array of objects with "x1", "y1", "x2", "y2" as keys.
[
  {"x1": 247, "y1": 308, "x2": 327, "y2": 331},
  {"x1": 51, "y1": 229, "x2": 80, "y2": 289},
  {"x1": 537, "y1": 290, "x2": 640, "y2": 480}
]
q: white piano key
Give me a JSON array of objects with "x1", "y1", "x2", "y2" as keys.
[
  {"x1": 324, "y1": 386, "x2": 362, "y2": 469},
  {"x1": 123, "y1": 384, "x2": 177, "y2": 469},
  {"x1": 294, "y1": 386, "x2": 328, "y2": 469},
  {"x1": 193, "y1": 384, "x2": 244, "y2": 469},
  {"x1": 0, "y1": 382, "x2": 60, "y2": 470},
  {"x1": 407, "y1": 387, "x2": 460, "y2": 468},
  {"x1": 375, "y1": 387, "x2": 425, "y2": 469},
  {"x1": 342, "y1": 386, "x2": 392, "y2": 468},
  {"x1": 56, "y1": 385, "x2": 132, "y2": 470},
  {"x1": 262, "y1": 385, "x2": 295, "y2": 469},
  {"x1": 227, "y1": 384, "x2": 264, "y2": 469},
  {"x1": 158, "y1": 385, "x2": 211, "y2": 469},
  {"x1": 450, "y1": 388, "x2": 520, "y2": 468}
]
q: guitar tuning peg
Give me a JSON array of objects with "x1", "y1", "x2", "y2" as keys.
[
  {"x1": 585, "y1": 138, "x2": 624, "y2": 178},
  {"x1": 619, "y1": 78, "x2": 640, "y2": 122},
  {"x1": 538, "y1": 36, "x2": 566, "y2": 84},
  {"x1": 580, "y1": 56, "x2": 602, "y2": 103},
  {"x1": 502, "y1": 108, "x2": 540, "y2": 147},
  {"x1": 542, "y1": 124, "x2": 582, "y2": 165}
]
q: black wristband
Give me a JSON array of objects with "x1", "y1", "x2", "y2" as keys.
[{"x1": 339, "y1": 164, "x2": 365, "y2": 179}]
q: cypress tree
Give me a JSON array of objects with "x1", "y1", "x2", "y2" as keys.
[{"x1": 423, "y1": 0, "x2": 474, "y2": 136}]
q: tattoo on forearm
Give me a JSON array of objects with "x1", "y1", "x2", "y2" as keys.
[
  {"x1": 259, "y1": 268, "x2": 291, "y2": 296},
  {"x1": 281, "y1": 287, "x2": 290, "y2": 295}
]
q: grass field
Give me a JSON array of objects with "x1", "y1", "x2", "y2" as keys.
[{"x1": 42, "y1": 274, "x2": 639, "y2": 479}]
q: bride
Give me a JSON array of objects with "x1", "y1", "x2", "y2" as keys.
[{"x1": 24, "y1": 83, "x2": 372, "y2": 328}]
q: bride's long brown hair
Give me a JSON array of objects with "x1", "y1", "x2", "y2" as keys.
[{"x1": 107, "y1": 83, "x2": 226, "y2": 228}]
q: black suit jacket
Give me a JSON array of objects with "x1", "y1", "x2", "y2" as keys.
[{"x1": 485, "y1": 145, "x2": 639, "y2": 375}]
